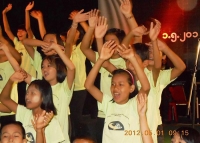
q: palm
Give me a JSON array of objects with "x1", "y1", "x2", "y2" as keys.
[
  {"x1": 3, "y1": 4, "x2": 12, "y2": 13},
  {"x1": 26, "y1": 2, "x2": 34, "y2": 11},
  {"x1": 120, "y1": 5, "x2": 131, "y2": 15},
  {"x1": 89, "y1": 17, "x2": 97, "y2": 27},
  {"x1": 95, "y1": 25, "x2": 107, "y2": 38}
]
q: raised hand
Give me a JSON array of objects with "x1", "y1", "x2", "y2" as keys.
[
  {"x1": 31, "y1": 110, "x2": 54, "y2": 130},
  {"x1": 10, "y1": 69, "x2": 27, "y2": 83},
  {"x1": 132, "y1": 25, "x2": 148, "y2": 37},
  {"x1": 25, "y1": 1, "x2": 34, "y2": 11},
  {"x1": 68, "y1": 10, "x2": 79, "y2": 20},
  {"x1": 137, "y1": 93, "x2": 147, "y2": 116},
  {"x1": 2, "y1": 4, "x2": 12, "y2": 14},
  {"x1": 73, "y1": 9, "x2": 89, "y2": 23},
  {"x1": 120, "y1": 0, "x2": 132, "y2": 16},
  {"x1": 117, "y1": 44, "x2": 135, "y2": 60},
  {"x1": 149, "y1": 19, "x2": 161, "y2": 41},
  {"x1": 30, "y1": 10, "x2": 43, "y2": 19},
  {"x1": 99, "y1": 40, "x2": 115, "y2": 60},
  {"x1": 95, "y1": 16, "x2": 108, "y2": 39},
  {"x1": 88, "y1": 9, "x2": 99, "y2": 28}
]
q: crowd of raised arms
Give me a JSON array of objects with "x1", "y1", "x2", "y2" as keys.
[{"x1": 0, "y1": 0, "x2": 199, "y2": 143}]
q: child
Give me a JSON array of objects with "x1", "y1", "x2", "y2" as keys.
[
  {"x1": 171, "y1": 127, "x2": 200, "y2": 143},
  {"x1": 0, "y1": 70, "x2": 65, "y2": 143},
  {"x1": 84, "y1": 40, "x2": 150, "y2": 143},
  {"x1": 73, "y1": 136, "x2": 97, "y2": 143},
  {"x1": 2, "y1": 2, "x2": 37, "y2": 78},
  {"x1": 0, "y1": 121, "x2": 27, "y2": 143},
  {"x1": 0, "y1": 26, "x2": 21, "y2": 124}
]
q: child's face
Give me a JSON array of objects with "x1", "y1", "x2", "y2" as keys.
[
  {"x1": 41, "y1": 59, "x2": 57, "y2": 84},
  {"x1": 148, "y1": 47, "x2": 163, "y2": 66},
  {"x1": 0, "y1": 124, "x2": 26, "y2": 143},
  {"x1": 17, "y1": 29, "x2": 27, "y2": 41},
  {"x1": 110, "y1": 73, "x2": 134, "y2": 104},
  {"x1": 105, "y1": 34, "x2": 120, "y2": 58},
  {"x1": 25, "y1": 85, "x2": 43, "y2": 110},
  {"x1": 171, "y1": 132, "x2": 186, "y2": 143},
  {"x1": 43, "y1": 34, "x2": 58, "y2": 56}
]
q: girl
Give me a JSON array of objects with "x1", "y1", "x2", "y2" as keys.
[
  {"x1": 84, "y1": 40, "x2": 151, "y2": 143},
  {"x1": 0, "y1": 70, "x2": 65, "y2": 143}
]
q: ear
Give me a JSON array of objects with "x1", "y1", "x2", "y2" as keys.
[
  {"x1": 129, "y1": 85, "x2": 135, "y2": 93},
  {"x1": 143, "y1": 60, "x2": 149, "y2": 68}
]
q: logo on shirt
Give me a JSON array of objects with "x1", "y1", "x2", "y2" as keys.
[
  {"x1": 0, "y1": 74, "x2": 3, "y2": 81},
  {"x1": 108, "y1": 121, "x2": 124, "y2": 130},
  {"x1": 26, "y1": 132, "x2": 35, "y2": 143}
]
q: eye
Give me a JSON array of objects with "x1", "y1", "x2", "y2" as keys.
[{"x1": 111, "y1": 83, "x2": 115, "y2": 86}]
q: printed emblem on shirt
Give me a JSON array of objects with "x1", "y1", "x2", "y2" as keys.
[
  {"x1": 26, "y1": 132, "x2": 35, "y2": 143},
  {"x1": 108, "y1": 121, "x2": 124, "y2": 130}
]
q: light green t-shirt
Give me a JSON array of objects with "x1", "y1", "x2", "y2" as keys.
[
  {"x1": 0, "y1": 61, "x2": 18, "y2": 116},
  {"x1": 137, "y1": 68, "x2": 173, "y2": 143},
  {"x1": 31, "y1": 50, "x2": 43, "y2": 79},
  {"x1": 101, "y1": 94, "x2": 142, "y2": 143},
  {"x1": 92, "y1": 52, "x2": 126, "y2": 118},
  {"x1": 70, "y1": 43, "x2": 87, "y2": 91},
  {"x1": 13, "y1": 37, "x2": 37, "y2": 78},
  {"x1": 16, "y1": 105, "x2": 65, "y2": 143}
]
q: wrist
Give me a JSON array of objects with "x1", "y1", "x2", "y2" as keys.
[
  {"x1": 71, "y1": 22, "x2": 78, "y2": 29},
  {"x1": 126, "y1": 15, "x2": 134, "y2": 20},
  {"x1": 36, "y1": 128, "x2": 43, "y2": 133}
]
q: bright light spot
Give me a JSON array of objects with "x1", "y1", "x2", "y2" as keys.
[{"x1": 177, "y1": 0, "x2": 197, "y2": 11}]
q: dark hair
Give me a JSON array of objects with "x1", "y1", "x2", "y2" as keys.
[
  {"x1": 111, "y1": 69, "x2": 138, "y2": 100},
  {"x1": 29, "y1": 80, "x2": 57, "y2": 115},
  {"x1": 42, "y1": 55, "x2": 67, "y2": 83},
  {"x1": 103, "y1": 28, "x2": 126, "y2": 43},
  {"x1": 73, "y1": 136, "x2": 97, "y2": 143},
  {"x1": 76, "y1": 25, "x2": 85, "y2": 46},
  {"x1": 172, "y1": 127, "x2": 200, "y2": 143},
  {"x1": 43, "y1": 33, "x2": 64, "y2": 47},
  {"x1": 0, "y1": 121, "x2": 26, "y2": 140},
  {"x1": 132, "y1": 43, "x2": 149, "y2": 61},
  {"x1": 17, "y1": 24, "x2": 27, "y2": 32}
]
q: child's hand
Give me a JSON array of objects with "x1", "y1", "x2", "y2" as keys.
[
  {"x1": 31, "y1": 110, "x2": 53, "y2": 130},
  {"x1": 157, "y1": 39, "x2": 168, "y2": 52},
  {"x1": 132, "y1": 25, "x2": 148, "y2": 37},
  {"x1": 2, "y1": 4, "x2": 12, "y2": 14},
  {"x1": 30, "y1": 10, "x2": 43, "y2": 19},
  {"x1": 137, "y1": 93, "x2": 147, "y2": 116},
  {"x1": 71, "y1": 9, "x2": 89, "y2": 23},
  {"x1": 117, "y1": 44, "x2": 135, "y2": 60},
  {"x1": 99, "y1": 40, "x2": 115, "y2": 60},
  {"x1": 0, "y1": 42, "x2": 8, "y2": 50},
  {"x1": 120, "y1": 0, "x2": 132, "y2": 16},
  {"x1": 95, "y1": 16, "x2": 108, "y2": 39},
  {"x1": 40, "y1": 41, "x2": 50, "y2": 50},
  {"x1": 88, "y1": 9, "x2": 99, "y2": 28},
  {"x1": 10, "y1": 69, "x2": 27, "y2": 83},
  {"x1": 68, "y1": 10, "x2": 79, "y2": 20},
  {"x1": 149, "y1": 19, "x2": 161, "y2": 42},
  {"x1": 25, "y1": 1, "x2": 34, "y2": 11}
]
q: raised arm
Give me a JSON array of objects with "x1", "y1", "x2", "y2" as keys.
[
  {"x1": 158, "y1": 39, "x2": 186, "y2": 80},
  {"x1": 30, "y1": 10, "x2": 46, "y2": 39},
  {"x1": 137, "y1": 94, "x2": 153, "y2": 143},
  {"x1": 0, "y1": 26, "x2": 21, "y2": 65},
  {"x1": 2, "y1": 4, "x2": 15, "y2": 41},
  {"x1": 80, "y1": 9, "x2": 99, "y2": 63},
  {"x1": 25, "y1": 1, "x2": 34, "y2": 39},
  {"x1": 118, "y1": 44, "x2": 150, "y2": 94},
  {"x1": 0, "y1": 70, "x2": 27, "y2": 113},
  {"x1": 85, "y1": 40, "x2": 115, "y2": 102},
  {"x1": 65, "y1": 9, "x2": 89, "y2": 58},
  {"x1": 45, "y1": 43, "x2": 75, "y2": 89}
]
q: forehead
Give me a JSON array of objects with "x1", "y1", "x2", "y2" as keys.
[
  {"x1": 1, "y1": 124, "x2": 22, "y2": 133},
  {"x1": 105, "y1": 34, "x2": 118, "y2": 40},
  {"x1": 112, "y1": 73, "x2": 128, "y2": 81},
  {"x1": 43, "y1": 34, "x2": 56, "y2": 40}
]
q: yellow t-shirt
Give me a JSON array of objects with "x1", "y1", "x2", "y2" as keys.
[
  {"x1": 13, "y1": 37, "x2": 37, "y2": 78},
  {"x1": 102, "y1": 94, "x2": 142, "y2": 143},
  {"x1": 70, "y1": 43, "x2": 87, "y2": 91},
  {"x1": 31, "y1": 50, "x2": 43, "y2": 79},
  {"x1": 16, "y1": 105, "x2": 65, "y2": 143},
  {"x1": 92, "y1": 52, "x2": 126, "y2": 118},
  {"x1": 0, "y1": 61, "x2": 18, "y2": 116},
  {"x1": 137, "y1": 68, "x2": 173, "y2": 143}
]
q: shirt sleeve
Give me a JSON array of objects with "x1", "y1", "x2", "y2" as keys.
[
  {"x1": 16, "y1": 105, "x2": 29, "y2": 122},
  {"x1": 101, "y1": 93, "x2": 113, "y2": 114}
]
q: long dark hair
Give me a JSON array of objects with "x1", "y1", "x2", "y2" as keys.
[{"x1": 29, "y1": 80, "x2": 57, "y2": 115}]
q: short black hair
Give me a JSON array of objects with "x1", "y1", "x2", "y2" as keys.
[
  {"x1": 132, "y1": 43, "x2": 149, "y2": 61},
  {"x1": 173, "y1": 126, "x2": 200, "y2": 143},
  {"x1": 29, "y1": 80, "x2": 57, "y2": 115},
  {"x1": 104, "y1": 28, "x2": 126, "y2": 43},
  {"x1": 17, "y1": 24, "x2": 27, "y2": 32},
  {"x1": 0, "y1": 121, "x2": 26, "y2": 140},
  {"x1": 42, "y1": 55, "x2": 67, "y2": 83}
]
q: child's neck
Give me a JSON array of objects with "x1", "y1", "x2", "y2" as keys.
[
  {"x1": 32, "y1": 108, "x2": 44, "y2": 116},
  {"x1": 48, "y1": 80, "x2": 58, "y2": 86}
]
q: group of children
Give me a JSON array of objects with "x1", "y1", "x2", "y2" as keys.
[{"x1": 0, "y1": 0, "x2": 200, "y2": 143}]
